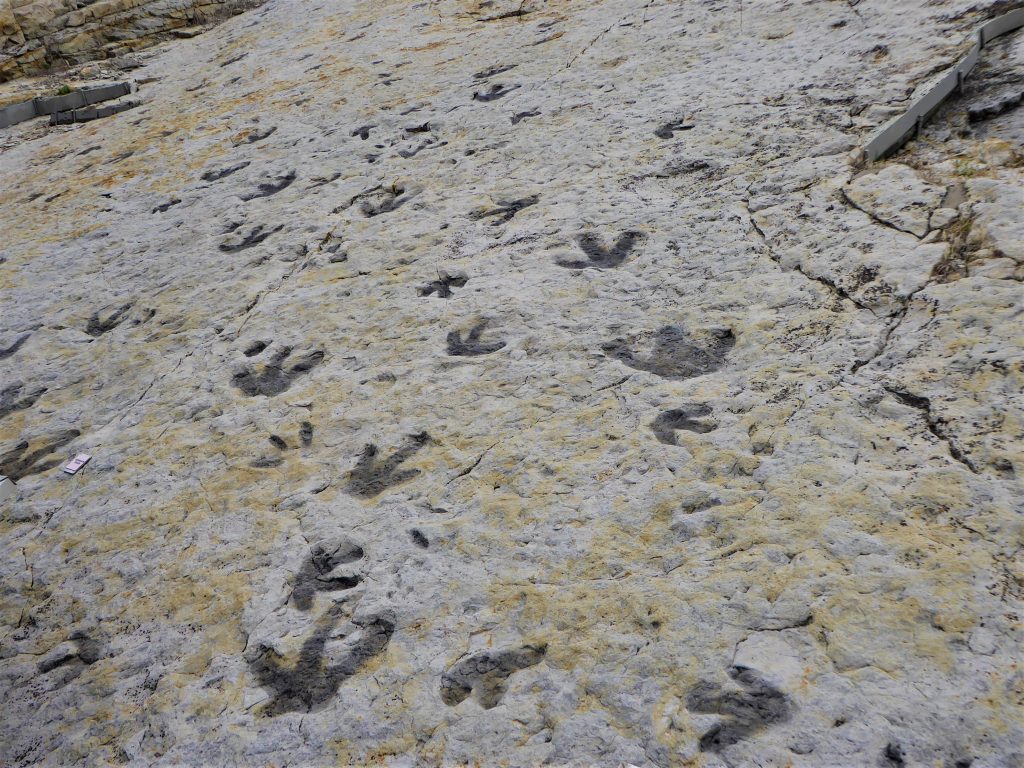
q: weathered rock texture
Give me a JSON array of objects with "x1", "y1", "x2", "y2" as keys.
[
  {"x1": 0, "y1": 0, "x2": 1022, "y2": 765},
  {"x1": 0, "y1": 0, "x2": 262, "y2": 80}
]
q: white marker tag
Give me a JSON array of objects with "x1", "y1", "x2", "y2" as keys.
[{"x1": 63, "y1": 454, "x2": 92, "y2": 474}]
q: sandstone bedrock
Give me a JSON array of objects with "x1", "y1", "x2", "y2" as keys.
[{"x1": 0, "y1": 1, "x2": 1022, "y2": 766}]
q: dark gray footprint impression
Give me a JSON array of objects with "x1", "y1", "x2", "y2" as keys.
[
  {"x1": 37, "y1": 630, "x2": 104, "y2": 687},
  {"x1": 472, "y1": 83, "x2": 520, "y2": 102},
  {"x1": 556, "y1": 230, "x2": 644, "y2": 269},
  {"x1": 219, "y1": 223, "x2": 284, "y2": 253},
  {"x1": 0, "y1": 429, "x2": 80, "y2": 481},
  {"x1": 685, "y1": 666, "x2": 791, "y2": 753},
  {"x1": 0, "y1": 382, "x2": 47, "y2": 421},
  {"x1": 240, "y1": 170, "x2": 296, "y2": 201},
  {"x1": 355, "y1": 184, "x2": 415, "y2": 218},
  {"x1": 440, "y1": 645, "x2": 546, "y2": 709},
  {"x1": 250, "y1": 539, "x2": 394, "y2": 716},
  {"x1": 655, "y1": 118, "x2": 694, "y2": 139},
  {"x1": 291, "y1": 539, "x2": 365, "y2": 610},
  {"x1": 0, "y1": 332, "x2": 30, "y2": 360},
  {"x1": 85, "y1": 303, "x2": 133, "y2": 337},
  {"x1": 651, "y1": 404, "x2": 718, "y2": 445},
  {"x1": 447, "y1": 320, "x2": 505, "y2": 356},
  {"x1": 346, "y1": 432, "x2": 431, "y2": 497},
  {"x1": 251, "y1": 606, "x2": 395, "y2": 716},
  {"x1": 232, "y1": 346, "x2": 324, "y2": 397},
  {"x1": 418, "y1": 271, "x2": 468, "y2": 298},
  {"x1": 251, "y1": 422, "x2": 315, "y2": 468},
  {"x1": 468, "y1": 195, "x2": 538, "y2": 225},
  {"x1": 603, "y1": 325, "x2": 734, "y2": 380}
]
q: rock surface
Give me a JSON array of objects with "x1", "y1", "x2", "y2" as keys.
[
  {"x1": 0, "y1": 0, "x2": 263, "y2": 80},
  {"x1": 0, "y1": 0, "x2": 1021, "y2": 765}
]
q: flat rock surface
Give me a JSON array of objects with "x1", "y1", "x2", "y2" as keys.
[{"x1": 0, "y1": 1, "x2": 1021, "y2": 766}]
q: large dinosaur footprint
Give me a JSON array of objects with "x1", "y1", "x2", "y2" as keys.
[
  {"x1": 685, "y1": 666, "x2": 791, "y2": 752},
  {"x1": 556, "y1": 230, "x2": 644, "y2": 269},
  {"x1": 250, "y1": 603, "x2": 395, "y2": 716},
  {"x1": 447, "y1": 320, "x2": 506, "y2": 357},
  {"x1": 346, "y1": 432, "x2": 431, "y2": 497},
  {"x1": 603, "y1": 325, "x2": 734, "y2": 380}
]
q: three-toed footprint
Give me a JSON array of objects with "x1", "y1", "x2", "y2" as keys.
[
  {"x1": 247, "y1": 538, "x2": 395, "y2": 716},
  {"x1": 232, "y1": 341, "x2": 324, "y2": 397}
]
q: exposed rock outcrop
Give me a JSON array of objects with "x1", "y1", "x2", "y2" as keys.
[{"x1": 0, "y1": 0, "x2": 263, "y2": 80}]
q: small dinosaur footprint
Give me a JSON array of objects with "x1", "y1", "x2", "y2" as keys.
[
  {"x1": 240, "y1": 170, "x2": 296, "y2": 201},
  {"x1": 251, "y1": 422, "x2": 315, "y2": 468},
  {"x1": 346, "y1": 432, "x2": 431, "y2": 497},
  {"x1": 556, "y1": 230, "x2": 644, "y2": 269},
  {"x1": 418, "y1": 271, "x2": 468, "y2": 298},
  {"x1": 685, "y1": 666, "x2": 791, "y2": 752},
  {"x1": 468, "y1": 195, "x2": 538, "y2": 225},
  {"x1": 654, "y1": 118, "x2": 694, "y2": 139},
  {"x1": 291, "y1": 539, "x2": 365, "y2": 611},
  {"x1": 472, "y1": 83, "x2": 520, "y2": 102},
  {"x1": 651, "y1": 404, "x2": 717, "y2": 445},
  {"x1": 85, "y1": 303, "x2": 133, "y2": 337},
  {"x1": 447, "y1": 320, "x2": 506, "y2": 356},
  {"x1": 232, "y1": 345, "x2": 324, "y2": 397},
  {"x1": 440, "y1": 644, "x2": 547, "y2": 709}
]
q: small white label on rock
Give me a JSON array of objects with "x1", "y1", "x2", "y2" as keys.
[{"x1": 63, "y1": 454, "x2": 91, "y2": 474}]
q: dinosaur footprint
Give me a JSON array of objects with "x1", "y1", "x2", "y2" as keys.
[
  {"x1": 250, "y1": 422, "x2": 315, "y2": 468},
  {"x1": 468, "y1": 195, "x2": 538, "y2": 225},
  {"x1": 219, "y1": 223, "x2": 284, "y2": 253},
  {"x1": 232, "y1": 345, "x2": 324, "y2": 397},
  {"x1": 355, "y1": 184, "x2": 417, "y2": 218},
  {"x1": 0, "y1": 430, "x2": 80, "y2": 481},
  {"x1": 37, "y1": 630, "x2": 105, "y2": 688},
  {"x1": 85, "y1": 303, "x2": 133, "y2": 337},
  {"x1": 685, "y1": 666, "x2": 791, "y2": 752},
  {"x1": 603, "y1": 325, "x2": 734, "y2": 380},
  {"x1": 655, "y1": 118, "x2": 694, "y2": 139},
  {"x1": 556, "y1": 230, "x2": 644, "y2": 269},
  {"x1": 346, "y1": 432, "x2": 431, "y2": 497},
  {"x1": 0, "y1": 382, "x2": 47, "y2": 421},
  {"x1": 291, "y1": 539, "x2": 365, "y2": 610},
  {"x1": 84, "y1": 303, "x2": 154, "y2": 337},
  {"x1": 651, "y1": 405, "x2": 718, "y2": 445},
  {"x1": 447, "y1": 320, "x2": 506, "y2": 356},
  {"x1": 418, "y1": 270, "x2": 468, "y2": 298},
  {"x1": 472, "y1": 83, "x2": 520, "y2": 102},
  {"x1": 440, "y1": 644, "x2": 547, "y2": 709},
  {"x1": 0, "y1": 332, "x2": 31, "y2": 360},
  {"x1": 249, "y1": 539, "x2": 394, "y2": 716},
  {"x1": 240, "y1": 170, "x2": 296, "y2": 201}
]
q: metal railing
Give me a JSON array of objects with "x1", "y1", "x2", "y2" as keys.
[
  {"x1": 0, "y1": 82, "x2": 132, "y2": 130},
  {"x1": 863, "y1": 7, "x2": 1024, "y2": 161}
]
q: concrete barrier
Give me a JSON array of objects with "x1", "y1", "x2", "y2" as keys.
[
  {"x1": 864, "y1": 7, "x2": 1024, "y2": 161},
  {"x1": 50, "y1": 100, "x2": 139, "y2": 125},
  {"x1": 0, "y1": 82, "x2": 132, "y2": 129}
]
